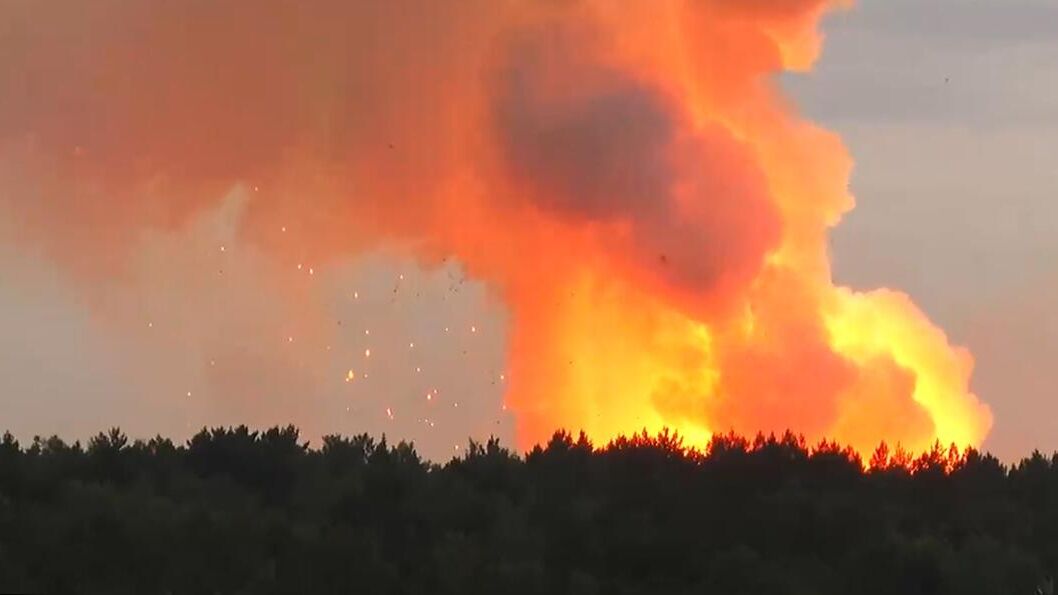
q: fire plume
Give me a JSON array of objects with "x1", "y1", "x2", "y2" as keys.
[{"x1": 0, "y1": 0, "x2": 992, "y2": 456}]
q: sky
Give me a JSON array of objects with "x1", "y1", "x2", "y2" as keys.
[{"x1": 0, "y1": 0, "x2": 1054, "y2": 461}]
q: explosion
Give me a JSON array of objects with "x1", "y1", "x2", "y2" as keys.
[{"x1": 0, "y1": 0, "x2": 991, "y2": 456}]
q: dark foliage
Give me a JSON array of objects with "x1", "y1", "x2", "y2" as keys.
[{"x1": 0, "y1": 426, "x2": 1054, "y2": 594}]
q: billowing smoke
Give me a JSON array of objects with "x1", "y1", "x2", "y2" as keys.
[
  {"x1": 0, "y1": 0, "x2": 991, "y2": 456},
  {"x1": 492, "y1": 26, "x2": 781, "y2": 316}
]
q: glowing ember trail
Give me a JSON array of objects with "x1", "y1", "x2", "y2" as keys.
[{"x1": 0, "y1": 0, "x2": 992, "y2": 457}]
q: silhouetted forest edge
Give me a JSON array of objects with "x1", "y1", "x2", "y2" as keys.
[{"x1": 2, "y1": 425, "x2": 1057, "y2": 594}]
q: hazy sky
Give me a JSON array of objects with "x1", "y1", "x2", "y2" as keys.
[{"x1": 1, "y1": 0, "x2": 1055, "y2": 461}]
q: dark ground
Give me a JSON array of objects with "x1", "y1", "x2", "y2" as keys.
[{"x1": 0, "y1": 426, "x2": 1055, "y2": 594}]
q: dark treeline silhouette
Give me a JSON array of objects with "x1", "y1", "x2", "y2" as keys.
[{"x1": 1, "y1": 426, "x2": 1057, "y2": 594}]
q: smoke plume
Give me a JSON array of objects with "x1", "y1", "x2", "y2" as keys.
[{"x1": 0, "y1": 0, "x2": 991, "y2": 455}]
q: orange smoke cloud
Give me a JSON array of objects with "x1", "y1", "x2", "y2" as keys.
[{"x1": 0, "y1": 0, "x2": 991, "y2": 456}]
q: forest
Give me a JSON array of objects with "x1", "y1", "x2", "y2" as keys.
[{"x1": 0, "y1": 426, "x2": 1056, "y2": 594}]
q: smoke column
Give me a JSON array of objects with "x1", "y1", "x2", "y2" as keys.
[{"x1": 0, "y1": 0, "x2": 992, "y2": 455}]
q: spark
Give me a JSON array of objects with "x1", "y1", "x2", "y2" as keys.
[
  {"x1": 288, "y1": 336, "x2": 294, "y2": 343},
  {"x1": 444, "y1": 326, "x2": 450, "y2": 333},
  {"x1": 415, "y1": 367, "x2": 421, "y2": 373},
  {"x1": 499, "y1": 374, "x2": 506, "y2": 382},
  {"x1": 219, "y1": 245, "x2": 226, "y2": 252},
  {"x1": 364, "y1": 329, "x2": 370, "y2": 336},
  {"x1": 426, "y1": 393, "x2": 432, "y2": 401},
  {"x1": 399, "y1": 274, "x2": 404, "y2": 281},
  {"x1": 409, "y1": 342, "x2": 415, "y2": 349},
  {"x1": 353, "y1": 291, "x2": 359, "y2": 299},
  {"x1": 346, "y1": 370, "x2": 356, "y2": 382},
  {"x1": 364, "y1": 348, "x2": 371, "y2": 358},
  {"x1": 309, "y1": 267, "x2": 315, "y2": 276},
  {"x1": 186, "y1": 391, "x2": 192, "y2": 397},
  {"x1": 297, "y1": 264, "x2": 303, "y2": 270},
  {"x1": 386, "y1": 407, "x2": 394, "y2": 420},
  {"x1": 281, "y1": 226, "x2": 287, "y2": 233},
  {"x1": 147, "y1": 322, "x2": 153, "y2": 328},
  {"x1": 471, "y1": 325, "x2": 477, "y2": 333}
]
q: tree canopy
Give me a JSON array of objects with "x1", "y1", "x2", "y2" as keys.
[{"x1": 0, "y1": 426, "x2": 1054, "y2": 594}]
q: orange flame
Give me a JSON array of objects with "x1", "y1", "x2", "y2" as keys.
[
  {"x1": 476, "y1": 0, "x2": 993, "y2": 457},
  {"x1": 0, "y1": 0, "x2": 992, "y2": 457}
]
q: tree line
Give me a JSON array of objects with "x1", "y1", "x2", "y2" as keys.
[{"x1": 1, "y1": 425, "x2": 1056, "y2": 594}]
